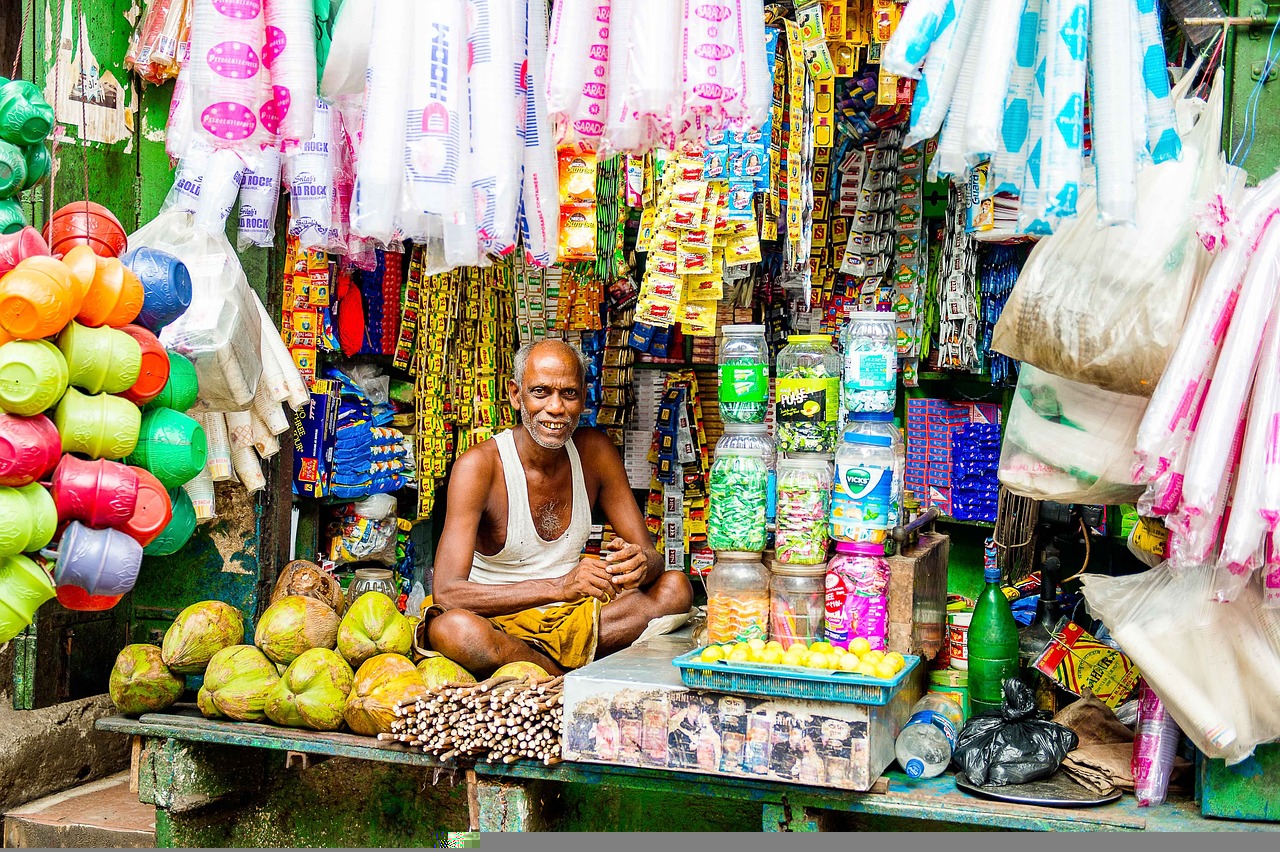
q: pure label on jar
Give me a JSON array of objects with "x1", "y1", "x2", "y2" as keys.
[
  {"x1": 719, "y1": 364, "x2": 768, "y2": 402},
  {"x1": 776, "y1": 377, "x2": 838, "y2": 423},
  {"x1": 831, "y1": 459, "x2": 895, "y2": 533}
]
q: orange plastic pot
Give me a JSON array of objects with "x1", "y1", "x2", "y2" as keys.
[
  {"x1": 43, "y1": 201, "x2": 127, "y2": 259},
  {"x1": 117, "y1": 324, "x2": 170, "y2": 405},
  {"x1": 76, "y1": 256, "x2": 143, "y2": 328},
  {"x1": 0, "y1": 257, "x2": 75, "y2": 339}
]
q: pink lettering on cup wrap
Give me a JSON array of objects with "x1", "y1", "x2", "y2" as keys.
[
  {"x1": 213, "y1": 0, "x2": 263, "y2": 20},
  {"x1": 201, "y1": 102, "x2": 258, "y2": 141},
  {"x1": 259, "y1": 86, "x2": 291, "y2": 135},
  {"x1": 695, "y1": 3, "x2": 732, "y2": 21},
  {"x1": 262, "y1": 26, "x2": 287, "y2": 69},
  {"x1": 207, "y1": 41, "x2": 261, "y2": 80}
]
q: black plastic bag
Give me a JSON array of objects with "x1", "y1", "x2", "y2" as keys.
[{"x1": 952, "y1": 678, "x2": 1080, "y2": 787}]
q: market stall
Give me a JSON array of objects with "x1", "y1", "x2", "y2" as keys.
[{"x1": 0, "y1": 0, "x2": 1278, "y2": 839}]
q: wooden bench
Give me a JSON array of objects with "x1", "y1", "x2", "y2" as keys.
[{"x1": 96, "y1": 708, "x2": 1278, "y2": 838}]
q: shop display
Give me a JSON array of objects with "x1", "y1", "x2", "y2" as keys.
[
  {"x1": 824, "y1": 541, "x2": 890, "y2": 652},
  {"x1": 705, "y1": 551, "x2": 770, "y2": 644},
  {"x1": 775, "y1": 334, "x2": 840, "y2": 453},
  {"x1": 775, "y1": 454, "x2": 832, "y2": 565},
  {"x1": 769, "y1": 560, "x2": 826, "y2": 649}
]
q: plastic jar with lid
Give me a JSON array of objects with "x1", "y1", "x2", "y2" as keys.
[
  {"x1": 770, "y1": 560, "x2": 826, "y2": 649},
  {"x1": 718, "y1": 325, "x2": 770, "y2": 424},
  {"x1": 775, "y1": 453, "x2": 832, "y2": 565},
  {"x1": 706, "y1": 551, "x2": 770, "y2": 643},
  {"x1": 842, "y1": 311, "x2": 898, "y2": 413},
  {"x1": 708, "y1": 443, "x2": 769, "y2": 552},
  {"x1": 718, "y1": 423, "x2": 777, "y2": 528},
  {"x1": 823, "y1": 541, "x2": 891, "y2": 651},
  {"x1": 776, "y1": 334, "x2": 841, "y2": 453},
  {"x1": 831, "y1": 429, "x2": 900, "y2": 545},
  {"x1": 847, "y1": 411, "x2": 904, "y2": 527}
]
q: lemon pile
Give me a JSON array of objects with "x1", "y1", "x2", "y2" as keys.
[{"x1": 698, "y1": 638, "x2": 907, "y2": 680}]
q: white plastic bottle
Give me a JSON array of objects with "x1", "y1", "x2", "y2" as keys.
[{"x1": 895, "y1": 693, "x2": 965, "y2": 779}]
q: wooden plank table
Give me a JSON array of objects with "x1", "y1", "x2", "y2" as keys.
[{"x1": 97, "y1": 709, "x2": 1278, "y2": 833}]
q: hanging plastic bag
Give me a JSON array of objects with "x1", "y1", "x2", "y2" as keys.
[
  {"x1": 881, "y1": 0, "x2": 952, "y2": 80},
  {"x1": 1088, "y1": 0, "x2": 1137, "y2": 226},
  {"x1": 904, "y1": 0, "x2": 982, "y2": 149},
  {"x1": 989, "y1": 0, "x2": 1045, "y2": 197},
  {"x1": 188, "y1": 0, "x2": 271, "y2": 153},
  {"x1": 128, "y1": 209, "x2": 263, "y2": 411},
  {"x1": 1082, "y1": 564, "x2": 1280, "y2": 765},
  {"x1": 237, "y1": 144, "x2": 282, "y2": 249},
  {"x1": 952, "y1": 678, "x2": 1079, "y2": 787},
  {"x1": 467, "y1": 0, "x2": 519, "y2": 256},
  {"x1": 126, "y1": 0, "x2": 191, "y2": 86},
  {"x1": 518, "y1": 0, "x2": 561, "y2": 267},
  {"x1": 162, "y1": 144, "x2": 210, "y2": 213},
  {"x1": 928, "y1": 1, "x2": 986, "y2": 180},
  {"x1": 991, "y1": 70, "x2": 1227, "y2": 396},
  {"x1": 192, "y1": 147, "x2": 247, "y2": 233},
  {"x1": 319, "y1": 0, "x2": 373, "y2": 100},
  {"x1": 329, "y1": 493, "x2": 399, "y2": 565},
  {"x1": 262, "y1": 0, "x2": 317, "y2": 146},
  {"x1": 962, "y1": 0, "x2": 1022, "y2": 164},
  {"x1": 286, "y1": 99, "x2": 338, "y2": 250},
  {"x1": 546, "y1": 0, "x2": 611, "y2": 147},
  {"x1": 998, "y1": 365, "x2": 1148, "y2": 503}
]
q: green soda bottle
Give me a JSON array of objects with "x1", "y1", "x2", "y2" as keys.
[{"x1": 968, "y1": 539, "x2": 1020, "y2": 714}]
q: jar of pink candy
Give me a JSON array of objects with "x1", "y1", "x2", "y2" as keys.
[
  {"x1": 774, "y1": 454, "x2": 832, "y2": 565},
  {"x1": 824, "y1": 541, "x2": 891, "y2": 651}
]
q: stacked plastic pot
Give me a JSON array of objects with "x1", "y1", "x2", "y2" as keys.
[
  {"x1": 0, "y1": 77, "x2": 54, "y2": 233},
  {"x1": 0, "y1": 201, "x2": 203, "y2": 641}
]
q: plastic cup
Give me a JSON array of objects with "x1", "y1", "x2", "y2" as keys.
[
  {"x1": 0, "y1": 412, "x2": 60, "y2": 486},
  {"x1": 0, "y1": 139, "x2": 26, "y2": 198},
  {"x1": 20, "y1": 143, "x2": 49, "y2": 190},
  {"x1": 143, "y1": 352, "x2": 199, "y2": 412},
  {"x1": 42, "y1": 201, "x2": 127, "y2": 259},
  {"x1": 76, "y1": 256, "x2": 144, "y2": 328},
  {"x1": 55, "y1": 582, "x2": 123, "y2": 612},
  {"x1": 49, "y1": 454, "x2": 140, "y2": 527},
  {"x1": 143, "y1": 487, "x2": 198, "y2": 556},
  {"x1": 117, "y1": 324, "x2": 170, "y2": 405},
  {"x1": 0, "y1": 80, "x2": 55, "y2": 146},
  {"x1": 0, "y1": 199, "x2": 24, "y2": 234},
  {"x1": 182, "y1": 466, "x2": 216, "y2": 521},
  {"x1": 0, "y1": 227, "x2": 50, "y2": 277},
  {"x1": 127, "y1": 407, "x2": 208, "y2": 488},
  {"x1": 57, "y1": 321, "x2": 143, "y2": 395},
  {"x1": 45, "y1": 521, "x2": 143, "y2": 597},
  {"x1": 0, "y1": 339, "x2": 68, "y2": 415},
  {"x1": 120, "y1": 247, "x2": 192, "y2": 332},
  {"x1": 53, "y1": 386, "x2": 141, "y2": 459},
  {"x1": 118, "y1": 467, "x2": 172, "y2": 548},
  {"x1": 0, "y1": 553, "x2": 55, "y2": 642},
  {"x1": 0, "y1": 481, "x2": 56, "y2": 556},
  {"x1": 0, "y1": 257, "x2": 75, "y2": 339}
]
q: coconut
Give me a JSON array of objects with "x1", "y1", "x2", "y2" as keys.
[
  {"x1": 161, "y1": 600, "x2": 244, "y2": 674},
  {"x1": 197, "y1": 687, "x2": 222, "y2": 719},
  {"x1": 336, "y1": 592, "x2": 413, "y2": 669},
  {"x1": 416, "y1": 655, "x2": 476, "y2": 690},
  {"x1": 108, "y1": 645, "x2": 184, "y2": 716},
  {"x1": 264, "y1": 648, "x2": 354, "y2": 731},
  {"x1": 197, "y1": 645, "x2": 280, "y2": 722},
  {"x1": 493, "y1": 661, "x2": 550, "y2": 682},
  {"x1": 270, "y1": 559, "x2": 345, "y2": 615},
  {"x1": 343, "y1": 653, "x2": 428, "y2": 736},
  {"x1": 254, "y1": 595, "x2": 341, "y2": 665}
]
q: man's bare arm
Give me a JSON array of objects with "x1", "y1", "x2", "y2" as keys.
[
  {"x1": 432, "y1": 448, "x2": 617, "y2": 616},
  {"x1": 581, "y1": 430, "x2": 663, "y2": 587}
]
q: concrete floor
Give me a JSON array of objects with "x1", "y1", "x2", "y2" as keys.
[{"x1": 4, "y1": 772, "x2": 155, "y2": 848}]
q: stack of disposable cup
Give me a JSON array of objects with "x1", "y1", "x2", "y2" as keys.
[
  {"x1": 263, "y1": 0, "x2": 317, "y2": 146},
  {"x1": 237, "y1": 144, "x2": 282, "y2": 249},
  {"x1": 193, "y1": 148, "x2": 247, "y2": 232},
  {"x1": 189, "y1": 0, "x2": 270, "y2": 152},
  {"x1": 250, "y1": 409, "x2": 279, "y2": 458},
  {"x1": 225, "y1": 409, "x2": 265, "y2": 492},
  {"x1": 202, "y1": 411, "x2": 234, "y2": 481},
  {"x1": 254, "y1": 295, "x2": 309, "y2": 409},
  {"x1": 251, "y1": 381, "x2": 292, "y2": 435},
  {"x1": 183, "y1": 466, "x2": 217, "y2": 521}
]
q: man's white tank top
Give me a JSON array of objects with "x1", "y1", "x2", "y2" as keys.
[{"x1": 468, "y1": 428, "x2": 592, "y2": 586}]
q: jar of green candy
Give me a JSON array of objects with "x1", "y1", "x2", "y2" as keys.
[
  {"x1": 718, "y1": 325, "x2": 770, "y2": 424},
  {"x1": 842, "y1": 311, "x2": 898, "y2": 414},
  {"x1": 708, "y1": 443, "x2": 769, "y2": 552},
  {"x1": 775, "y1": 334, "x2": 840, "y2": 453}
]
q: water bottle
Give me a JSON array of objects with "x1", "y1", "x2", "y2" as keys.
[
  {"x1": 895, "y1": 693, "x2": 965, "y2": 779},
  {"x1": 968, "y1": 539, "x2": 1021, "y2": 714}
]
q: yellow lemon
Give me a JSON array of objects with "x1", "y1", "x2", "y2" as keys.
[
  {"x1": 810, "y1": 641, "x2": 835, "y2": 656},
  {"x1": 863, "y1": 650, "x2": 885, "y2": 665},
  {"x1": 761, "y1": 647, "x2": 785, "y2": 665},
  {"x1": 748, "y1": 638, "x2": 767, "y2": 653},
  {"x1": 874, "y1": 661, "x2": 899, "y2": 680},
  {"x1": 805, "y1": 652, "x2": 831, "y2": 670},
  {"x1": 838, "y1": 654, "x2": 861, "y2": 672},
  {"x1": 728, "y1": 646, "x2": 752, "y2": 663},
  {"x1": 885, "y1": 652, "x2": 906, "y2": 672},
  {"x1": 700, "y1": 645, "x2": 725, "y2": 663},
  {"x1": 766, "y1": 640, "x2": 785, "y2": 652},
  {"x1": 855, "y1": 661, "x2": 878, "y2": 677},
  {"x1": 849, "y1": 637, "x2": 872, "y2": 655},
  {"x1": 732, "y1": 642, "x2": 751, "y2": 657},
  {"x1": 782, "y1": 649, "x2": 807, "y2": 667},
  {"x1": 789, "y1": 641, "x2": 809, "y2": 654}
]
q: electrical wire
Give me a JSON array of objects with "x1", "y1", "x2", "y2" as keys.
[{"x1": 1230, "y1": 14, "x2": 1280, "y2": 169}]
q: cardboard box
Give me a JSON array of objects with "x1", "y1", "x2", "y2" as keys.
[{"x1": 563, "y1": 633, "x2": 921, "y2": 792}]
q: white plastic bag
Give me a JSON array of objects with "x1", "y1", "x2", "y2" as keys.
[
  {"x1": 263, "y1": 0, "x2": 316, "y2": 146},
  {"x1": 193, "y1": 147, "x2": 247, "y2": 232},
  {"x1": 991, "y1": 71, "x2": 1226, "y2": 396},
  {"x1": 881, "y1": 0, "x2": 952, "y2": 80},
  {"x1": 998, "y1": 365, "x2": 1147, "y2": 503},
  {"x1": 467, "y1": 0, "x2": 519, "y2": 256},
  {"x1": 989, "y1": 0, "x2": 1045, "y2": 197},
  {"x1": 286, "y1": 99, "x2": 338, "y2": 250},
  {"x1": 962, "y1": 0, "x2": 1022, "y2": 163},
  {"x1": 929, "y1": 0, "x2": 986, "y2": 180},
  {"x1": 130, "y1": 210, "x2": 263, "y2": 411},
  {"x1": 1088, "y1": 0, "x2": 1137, "y2": 226},
  {"x1": 189, "y1": 0, "x2": 270, "y2": 152},
  {"x1": 319, "y1": 0, "x2": 373, "y2": 100},
  {"x1": 237, "y1": 145, "x2": 282, "y2": 249}
]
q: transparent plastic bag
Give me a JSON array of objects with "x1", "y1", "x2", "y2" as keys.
[
  {"x1": 991, "y1": 72, "x2": 1227, "y2": 396},
  {"x1": 129, "y1": 209, "x2": 262, "y2": 411},
  {"x1": 330, "y1": 493, "x2": 399, "y2": 565},
  {"x1": 998, "y1": 365, "x2": 1148, "y2": 504},
  {"x1": 1082, "y1": 564, "x2": 1280, "y2": 765},
  {"x1": 126, "y1": 0, "x2": 190, "y2": 85}
]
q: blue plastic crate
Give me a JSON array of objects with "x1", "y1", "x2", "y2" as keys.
[{"x1": 672, "y1": 648, "x2": 920, "y2": 705}]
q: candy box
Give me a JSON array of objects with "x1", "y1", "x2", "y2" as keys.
[{"x1": 292, "y1": 379, "x2": 338, "y2": 499}]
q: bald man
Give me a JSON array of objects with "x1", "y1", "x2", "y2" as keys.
[{"x1": 421, "y1": 340, "x2": 693, "y2": 676}]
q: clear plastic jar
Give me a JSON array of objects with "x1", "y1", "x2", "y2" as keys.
[
  {"x1": 842, "y1": 311, "x2": 898, "y2": 413},
  {"x1": 824, "y1": 541, "x2": 891, "y2": 650},
  {"x1": 770, "y1": 561, "x2": 826, "y2": 649},
  {"x1": 346, "y1": 567, "x2": 399, "y2": 608},
  {"x1": 718, "y1": 424, "x2": 777, "y2": 527},
  {"x1": 718, "y1": 325, "x2": 770, "y2": 424},
  {"x1": 708, "y1": 445, "x2": 769, "y2": 552},
  {"x1": 775, "y1": 454, "x2": 832, "y2": 565},
  {"x1": 706, "y1": 551, "x2": 770, "y2": 643},
  {"x1": 847, "y1": 412, "x2": 904, "y2": 527},
  {"x1": 831, "y1": 430, "x2": 900, "y2": 545},
  {"x1": 776, "y1": 334, "x2": 841, "y2": 453}
]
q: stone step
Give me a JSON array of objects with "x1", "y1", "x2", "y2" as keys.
[{"x1": 3, "y1": 772, "x2": 155, "y2": 848}]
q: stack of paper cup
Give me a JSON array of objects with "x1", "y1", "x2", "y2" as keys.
[
  {"x1": 286, "y1": 99, "x2": 336, "y2": 249},
  {"x1": 182, "y1": 465, "x2": 217, "y2": 521},
  {"x1": 263, "y1": 0, "x2": 317, "y2": 146}
]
